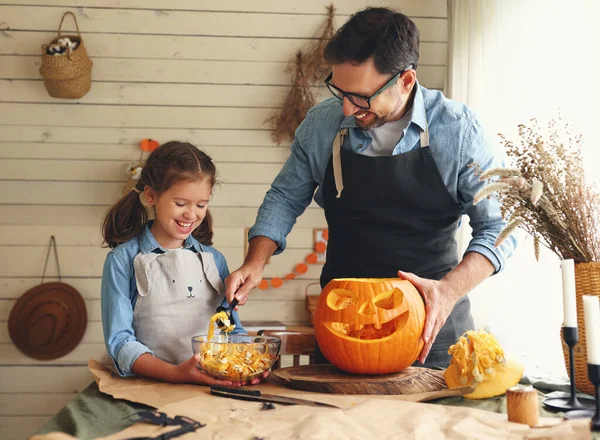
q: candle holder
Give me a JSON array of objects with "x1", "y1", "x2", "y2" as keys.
[
  {"x1": 563, "y1": 363, "x2": 600, "y2": 431},
  {"x1": 543, "y1": 327, "x2": 596, "y2": 412}
]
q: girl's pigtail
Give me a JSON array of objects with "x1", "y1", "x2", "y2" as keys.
[
  {"x1": 192, "y1": 208, "x2": 214, "y2": 246},
  {"x1": 102, "y1": 187, "x2": 148, "y2": 248}
]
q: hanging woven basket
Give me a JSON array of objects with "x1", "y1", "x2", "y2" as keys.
[
  {"x1": 39, "y1": 11, "x2": 93, "y2": 99},
  {"x1": 561, "y1": 261, "x2": 600, "y2": 395}
]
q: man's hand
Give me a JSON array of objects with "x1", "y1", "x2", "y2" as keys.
[
  {"x1": 225, "y1": 236, "x2": 278, "y2": 305},
  {"x1": 397, "y1": 252, "x2": 495, "y2": 364},
  {"x1": 224, "y1": 263, "x2": 264, "y2": 305},
  {"x1": 397, "y1": 270, "x2": 458, "y2": 364}
]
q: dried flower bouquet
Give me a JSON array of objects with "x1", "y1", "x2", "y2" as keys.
[{"x1": 472, "y1": 117, "x2": 600, "y2": 263}]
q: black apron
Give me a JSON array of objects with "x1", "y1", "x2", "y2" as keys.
[{"x1": 317, "y1": 123, "x2": 474, "y2": 369}]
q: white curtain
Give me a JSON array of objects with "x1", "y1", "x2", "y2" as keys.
[{"x1": 447, "y1": 0, "x2": 600, "y2": 379}]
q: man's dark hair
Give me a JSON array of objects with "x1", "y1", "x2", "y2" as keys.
[{"x1": 324, "y1": 7, "x2": 420, "y2": 75}]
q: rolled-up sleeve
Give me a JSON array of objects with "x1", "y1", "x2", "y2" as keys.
[
  {"x1": 101, "y1": 251, "x2": 152, "y2": 376},
  {"x1": 249, "y1": 116, "x2": 319, "y2": 255},
  {"x1": 457, "y1": 119, "x2": 518, "y2": 273}
]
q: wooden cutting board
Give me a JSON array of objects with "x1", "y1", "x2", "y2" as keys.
[{"x1": 274, "y1": 364, "x2": 474, "y2": 398}]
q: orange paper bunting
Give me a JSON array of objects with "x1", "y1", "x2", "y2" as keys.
[
  {"x1": 295, "y1": 263, "x2": 308, "y2": 274},
  {"x1": 258, "y1": 229, "x2": 327, "y2": 290},
  {"x1": 314, "y1": 241, "x2": 326, "y2": 253}
]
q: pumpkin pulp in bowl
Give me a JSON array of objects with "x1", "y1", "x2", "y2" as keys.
[{"x1": 192, "y1": 334, "x2": 280, "y2": 381}]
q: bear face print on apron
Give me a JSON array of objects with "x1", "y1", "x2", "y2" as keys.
[
  {"x1": 132, "y1": 249, "x2": 225, "y2": 365},
  {"x1": 319, "y1": 121, "x2": 474, "y2": 368}
]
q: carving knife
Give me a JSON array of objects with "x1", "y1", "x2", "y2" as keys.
[{"x1": 210, "y1": 384, "x2": 340, "y2": 409}]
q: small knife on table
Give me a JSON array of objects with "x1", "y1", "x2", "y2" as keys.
[{"x1": 210, "y1": 384, "x2": 340, "y2": 409}]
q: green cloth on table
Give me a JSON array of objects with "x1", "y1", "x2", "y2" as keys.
[{"x1": 37, "y1": 382, "x2": 152, "y2": 440}]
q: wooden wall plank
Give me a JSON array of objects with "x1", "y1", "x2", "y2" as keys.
[
  {"x1": 0, "y1": 126, "x2": 277, "y2": 146},
  {"x1": 2, "y1": 6, "x2": 447, "y2": 40},
  {"x1": 0, "y1": 80, "x2": 293, "y2": 108},
  {"x1": 0, "y1": 103, "x2": 273, "y2": 130},
  {"x1": 0, "y1": 342, "x2": 107, "y2": 365},
  {"x1": 0, "y1": 225, "x2": 319, "y2": 249},
  {"x1": 0, "y1": 277, "x2": 321, "y2": 301},
  {"x1": 0, "y1": 142, "x2": 291, "y2": 163},
  {"x1": 0, "y1": 67, "x2": 445, "y2": 104},
  {"x1": 1, "y1": 31, "x2": 446, "y2": 62},
  {"x1": 2, "y1": 0, "x2": 448, "y2": 17},
  {"x1": 0, "y1": 246, "x2": 323, "y2": 279},
  {"x1": 0, "y1": 159, "x2": 285, "y2": 184},
  {"x1": 0, "y1": 393, "x2": 76, "y2": 416},
  {"x1": 0, "y1": 67, "x2": 446, "y2": 104},
  {"x1": 0, "y1": 47, "x2": 447, "y2": 81},
  {"x1": 0, "y1": 181, "x2": 280, "y2": 207},
  {"x1": 0, "y1": 205, "x2": 327, "y2": 227},
  {"x1": 0, "y1": 366, "x2": 93, "y2": 393}
]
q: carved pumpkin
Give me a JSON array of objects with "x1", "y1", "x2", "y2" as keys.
[
  {"x1": 313, "y1": 278, "x2": 425, "y2": 375},
  {"x1": 444, "y1": 329, "x2": 524, "y2": 399}
]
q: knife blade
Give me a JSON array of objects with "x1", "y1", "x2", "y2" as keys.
[{"x1": 210, "y1": 385, "x2": 340, "y2": 409}]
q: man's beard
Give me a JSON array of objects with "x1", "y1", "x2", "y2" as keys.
[{"x1": 355, "y1": 97, "x2": 405, "y2": 130}]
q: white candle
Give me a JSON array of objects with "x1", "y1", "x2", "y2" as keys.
[
  {"x1": 583, "y1": 295, "x2": 600, "y2": 365},
  {"x1": 561, "y1": 259, "x2": 578, "y2": 327}
]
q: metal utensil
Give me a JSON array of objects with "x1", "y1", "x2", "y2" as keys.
[
  {"x1": 210, "y1": 384, "x2": 341, "y2": 409},
  {"x1": 215, "y1": 297, "x2": 239, "y2": 329}
]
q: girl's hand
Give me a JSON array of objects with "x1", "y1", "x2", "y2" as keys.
[
  {"x1": 240, "y1": 369, "x2": 271, "y2": 386},
  {"x1": 172, "y1": 354, "x2": 241, "y2": 386}
]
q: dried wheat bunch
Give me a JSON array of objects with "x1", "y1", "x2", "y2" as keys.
[
  {"x1": 473, "y1": 117, "x2": 600, "y2": 263},
  {"x1": 302, "y1": 4, "x2": 336, "y2": 83},
  {"x1": 266, "y1": 51, "x2": 316, "y2": 145}
]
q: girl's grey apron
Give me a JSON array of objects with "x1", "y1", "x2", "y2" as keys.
[
  {"x1": 318, "y1": 121, "x2": 474, "y2": 368},
  {"x1": 133, "y1": 249, "x2": 225, "y2": 365}
]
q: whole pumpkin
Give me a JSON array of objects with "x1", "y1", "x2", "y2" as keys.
[{"x1": 313, "y1": 278, "x2": 425, "y2": 375}]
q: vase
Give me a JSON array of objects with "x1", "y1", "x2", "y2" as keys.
[{"x1": 561, "y1": 261, "x2": 600, "y2": 395}]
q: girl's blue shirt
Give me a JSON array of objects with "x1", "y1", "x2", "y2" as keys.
[{"x1": 101, "y1": 223, "x2": 244, "y2": 376}]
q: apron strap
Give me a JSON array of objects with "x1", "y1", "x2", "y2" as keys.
[
  {"x1": 332, "y1": 128, "x2": 348, "y2": 198},
  {"x1": 420, "y1": 120, "x2": 430, "y2": 148}
]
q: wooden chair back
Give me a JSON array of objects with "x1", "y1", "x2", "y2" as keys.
[{"x1": 257, "y1": 330, "x2": 317, "y2": 370}]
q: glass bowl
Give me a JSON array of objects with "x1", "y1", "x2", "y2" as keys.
[{"x1": 191, "y1": 334, "x2": 281, "y2": 381}]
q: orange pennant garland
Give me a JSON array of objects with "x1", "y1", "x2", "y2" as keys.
[{"x1": 258, "y1": 230, "x2": 327, "y2": 290}]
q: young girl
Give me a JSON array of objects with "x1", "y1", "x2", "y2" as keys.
[{"x1": 101, "y1": 141, "x2": 261, "y2": 386}]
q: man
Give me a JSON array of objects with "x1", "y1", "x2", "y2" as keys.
[{"x1": 225, "y1": 7, "x2": 516, "y2": 368}]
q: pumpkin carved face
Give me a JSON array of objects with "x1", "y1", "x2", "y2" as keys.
[{"x1": 313, "y1": 278, "x2": 425, "y2": 375}]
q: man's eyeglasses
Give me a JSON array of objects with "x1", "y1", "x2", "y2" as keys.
[{"x1": 324, "y1": 65, "x2": 413, "y2": 110}]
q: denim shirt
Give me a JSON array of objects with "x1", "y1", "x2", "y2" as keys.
[
  {"x1": 101, "y1": 223, "x2": 245, "y2": 377},
  {"x1": 249, "y1": 84, "x2": 517, "y2": 273}
]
